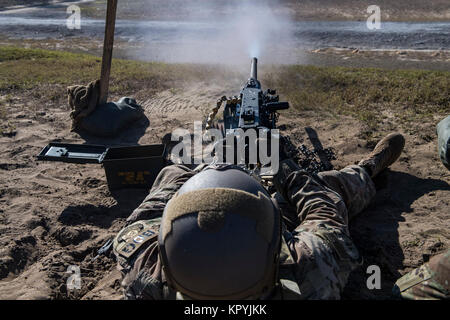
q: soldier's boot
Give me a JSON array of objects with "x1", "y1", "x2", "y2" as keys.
[{"x1": 358, "y1": 133, "x2": 405, "y2": 178}]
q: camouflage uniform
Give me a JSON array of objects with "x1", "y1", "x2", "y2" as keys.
[
  {"x1": 393, "y1": 249, "x2": 450, "y2": 300},
  {"x1": 113, "y1": 162, "x2": 376, "y2": 300}
]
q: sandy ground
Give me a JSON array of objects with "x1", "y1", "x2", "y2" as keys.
[
  {"x1": 0, "y1": 75, "x2": 448, "y2": 299},
  {"x1": 0, "y1": 0, "x2": 448, "y2": 302}
]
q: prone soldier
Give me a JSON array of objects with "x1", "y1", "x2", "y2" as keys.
[{"x1": 112, "y1": 132, "x2": 405, "y2": 299}]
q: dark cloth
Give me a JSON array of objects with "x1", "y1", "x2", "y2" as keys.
[{"x1": 79, "y1": 97, "x2": 145, "y2": 137}]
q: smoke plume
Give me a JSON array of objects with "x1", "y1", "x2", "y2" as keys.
[{"x1": 128, "y1": 0, "x2": 297, "y2": 66}]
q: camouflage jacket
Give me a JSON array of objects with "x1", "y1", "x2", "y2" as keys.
[{"x1": 393, "y1": 249, "x2": 450, "y2": 300}]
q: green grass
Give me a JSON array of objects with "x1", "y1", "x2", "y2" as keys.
[
  {"x1": 1, "y1": 46, "x2": 449, "y2": 140},
  {"x1": 0, "y1": 46, "x2": 216, "y2": 96},
  {"x1": 270, "y1": 65, "x2": 449, "y2": 113},
  {"x1": 265, "y1": 65, "x2": 450, "y2": 139}
]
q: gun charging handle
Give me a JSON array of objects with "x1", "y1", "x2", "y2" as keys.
[{"x1": 265, "y1": 102, "x2": 290, "y2": 112}]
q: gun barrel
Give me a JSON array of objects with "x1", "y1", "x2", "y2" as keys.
[{"x1": 250, "y1": 57, "x2": 258, "y2": 80}]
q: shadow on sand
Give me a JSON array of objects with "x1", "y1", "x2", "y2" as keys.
[
  {"x1": 343, "y1": 170, "x2": 450, "y2": 299},
  {"x1": 58, "y1": 188, "x2": 149, "y2": 229}
]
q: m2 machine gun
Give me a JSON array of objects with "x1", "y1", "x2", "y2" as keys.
[
  {"x1": 205, "y1": 58, "x2": 291, "y2": 174},
  {"x1": 207, "y1": 57, "x2": 289, "y2": 132},
  {"x1": 227, "y1": 57, "x2": 290, "y2": 130}
]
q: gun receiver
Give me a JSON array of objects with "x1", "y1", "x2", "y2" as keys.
[
  {"x1": 204, "y1": 57, "x2": 296, "y2": 180},
  {"x1": 222, "y1": 57, "x2": 290, "y2": 131}
]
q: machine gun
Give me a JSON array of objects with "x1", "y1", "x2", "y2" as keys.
[
  {"x1": 206, "y1": 57, "x2": 289, "y2": 133},
  {"x1": 205, "y1": 58, "x2": 294, "y2": 180},
  {"x1": 205, "y1": 58, "x2": 336, "y2": 183},
  {"x1": 226, "y1": 57, "x2": 289, "y2": 130}
]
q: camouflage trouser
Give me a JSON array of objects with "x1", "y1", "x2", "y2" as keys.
[
  {"x1": 127, "y1": 163, "x2": 375, "y2": 227},
  {"x1": 393, "y1": 249, "x2": 450, "y2": 300},
  {"x1": 275, "y1": 163, "x2": 376, "y2": 233},
  {"x1": 318, "y1": 165, "x2": 376, "y2": 221},
  {"x1": 272, "y1": 163, "x2": 375, "y2": 298}
]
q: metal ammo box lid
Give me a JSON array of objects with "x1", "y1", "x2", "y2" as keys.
[{"x1": 37, "y1": 142, "x2": 108, "y2": 164}]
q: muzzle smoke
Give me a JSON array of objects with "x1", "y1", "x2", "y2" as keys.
[{"x1": 130, "y1": 0, "x2": 297, "y2": 65}]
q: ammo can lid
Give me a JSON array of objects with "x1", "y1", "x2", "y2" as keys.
[{"x1": 37, "y1": 142, "x2": 108, "y2": 164}]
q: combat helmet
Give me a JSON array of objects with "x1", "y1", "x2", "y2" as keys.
[{"x1": 158, "y1": 167, "x2": 281, "y2": 300}]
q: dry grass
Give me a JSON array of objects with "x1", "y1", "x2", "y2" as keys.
[
  {"x1": 1, "y1": 46, "x2": 449, "y2": 142},
  {"x1": 264, "y1": 65, "x2": 450, "y2": 141}
]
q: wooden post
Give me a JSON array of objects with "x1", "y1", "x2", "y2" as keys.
[{"x1": 99, "y1": 0, "x2": 118, "y2": 105}]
